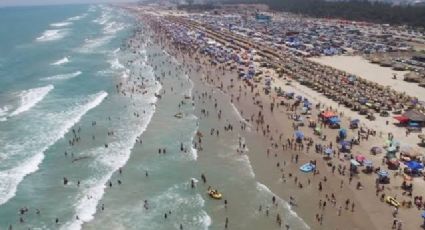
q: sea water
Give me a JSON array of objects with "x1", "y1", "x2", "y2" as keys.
[{"x1": 0, "y1": 4, "x2": 309, "y2": 230}]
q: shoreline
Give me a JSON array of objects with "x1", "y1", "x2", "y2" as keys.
[{"x1": 137, "y1": 8, "x2": 425, "y2": 230}]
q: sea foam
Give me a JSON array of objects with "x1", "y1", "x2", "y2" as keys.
[
  {"x1": 36, "y1": 29, "x2": 68, "y2": 42},
  {"x1": 0, "y1": 91, "x2": 108, "y2": 206},
  {"x1": 67, "y1": 14, "x2": 87, "y2": 21},
  {"x1": 256, "y1": 182, "x2": 310, "y2": 229},
  {"x1": 51, "y1": 57, "x2": 70, "y2": 66},
  {"x1": 50, "y1": 21, "x2": 73, "y2": 27},
  {"x1": 41, "y1": 71, "x2": 82, "y2": 81},
  {"x1": 9, "y1": 85, "x2": 54, "y2": 117},
  {"x1": 61, "y1": 62, "x2": 161, "y2": 229}
]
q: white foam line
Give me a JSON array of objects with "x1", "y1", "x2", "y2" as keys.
[
  {"x1": 190, "y1": 124, "x2": 199, "y2": 161},
  {"x1": 9, "y1": 85, "x2": 54, "y2": 117},
  {"x1": 36, "y1": 29, "x2": 68, "y2": 42},
  {"x1": 0, "y1": 91, "x2": 108, "y2": 206},
  {"x1": 41, "y1": 71, "x2": 82, "y2": 81},
  {"x1": 51, "y1": 21, "x2": 73, "y2": 27},
  {"x1": 256, "y1": 182, "x2": 310, "y2": 229},
  {"x1": 67, "y1": 14, "x2": 87, "y2": 22},
  {"x1": 231, "y1": 102, "x2": 251, "y2": 129},
  {"x1": 51, "y1": 57, "x2": 70, "y2": 66}
]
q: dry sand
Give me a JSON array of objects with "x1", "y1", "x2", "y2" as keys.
[{"x1": 309, "y1": 55, "x2": 425, "y2": 102}]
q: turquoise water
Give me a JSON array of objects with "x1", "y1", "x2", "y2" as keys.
[{"x1": 0, "y1": 4, "x2": 309, "y2": 230}]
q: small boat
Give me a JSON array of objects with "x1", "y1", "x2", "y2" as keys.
[
  {"x1": 207, "y1": 188, "x2": 222, "y2": 200},
  {"x1": 174, "y1": 112, "x2": 183, "y2": 119},
  {"x1": 299, "y1": 163, "x2": 315, "y2": 173},
  {"x1": 385, "y1": 196, "x2": 400, "y2": 208}
]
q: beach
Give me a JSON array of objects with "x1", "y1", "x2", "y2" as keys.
[
  {"x1": 0, "y1": 3, "x2": 424, "y2": 230},
  {"x1": 309, "y1": 55, "x2": 424, "y2": 102}
]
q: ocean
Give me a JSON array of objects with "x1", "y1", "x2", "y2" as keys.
[{"x1": 0, "y1": 4, "x2": 309, "y2": 230}]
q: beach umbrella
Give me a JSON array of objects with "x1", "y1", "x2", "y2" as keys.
[
  {"x1": 340, "y1": 141, "x2": 351, "y2": 149},
  {"x1": 294, "y1": 130, "x2": 304, "y2": 139},
  {"x1": 364, "y1": 160, "x2": 373, "y2": 167},
  {"x1": 350, "y1": 119, "x2": 360, "y2": 124},
  {"x1": 329, "y1": 116, "x2": 340, "y2": 125},
  {"x1": 355, "y1": 155, "x2": 366, "y2": 163},
  {"x1": 338, "y1": 128, "x2": 347, "y2": 139},
  {"x1": 377, "y1": 170, "x2": 389, "y2": 177},
  {"x1": 324, "y1": 148, "x2": 333, "y2": 156},
  {"x1": 406, "y1": 161, "x2": 424, "y2": 171},
  {"x1": 371, "y1": 146, "x2": 383, "y2": 154},
  {"x1": 350, "y1": 159, "x2": 361, "y2": 166},
  {"x1": 387, "y1": 145, "x2": 397, "y2": 153}
]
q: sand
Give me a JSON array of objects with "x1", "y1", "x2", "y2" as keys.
[
  {"x1": 309, "y1": 55, "x2": 424, "y2": 102},
  {"x1": 133, "y1": 9, "x2": 425, "y2": 230}
]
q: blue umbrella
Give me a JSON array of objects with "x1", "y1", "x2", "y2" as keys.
[
  {"x1": 339, "y1": 128, "x2": 347, "y2": 138},
  {"x1": 329, "y1": 116, "x2": 340, "y2": 124},
  {"x1": 324, "y1": 148, "x2": 333, "y2": 155},
  {"x1": 387, "y1": 146, "x2": 397, "y2": 153},
  {"x1": 406, "y1": 161, "x2": 424, "y2": 171},
  {"x1": 350, "y1": 119, "x2": 360, "y2": 124},
  {"x1": 378, "y1": 170, "x2": 389, "y2": 177},
  {"x1": 294, "y1": 130, "x2": 304, "y2": 139}
]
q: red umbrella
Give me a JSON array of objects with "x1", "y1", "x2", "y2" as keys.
[
  {"x1": 393, "y1": 116, "x2": 409, "y2": 123},
  {"x1": 355, "y1": 155, "x2": 366, "y2": 163}
]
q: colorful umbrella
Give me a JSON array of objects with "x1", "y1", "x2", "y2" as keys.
[
  {"x1": 377, "y1": 170, "x2": 389, "y2": 177},
  {"x1": 406, "y1": 161, "x2": 424, "y2": 171}
]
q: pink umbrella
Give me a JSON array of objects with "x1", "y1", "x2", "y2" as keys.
[{"x1": 355, "y1": 155, "x2": 366, "y2": 163}]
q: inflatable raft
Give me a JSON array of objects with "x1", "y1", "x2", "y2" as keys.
[
  {"x1": 208, "y1": 188, "x2": 222, "y2": 200},
  {"x1": 300, "y1": 163, "x2": 315, "y2": 173}
]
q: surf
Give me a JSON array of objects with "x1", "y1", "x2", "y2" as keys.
[
  {"x1": 256, "y1": 182, "x2": 310, "y2": 229},
  {"x1": 0, "y1": 91, "x2": 108, "y2": 207},
  {"x1": 8, "y1": 85, "x2": 54, "y2": 117},
  {"x1": 50, "y1": 21, "x2": 73, "y2": 27},
  {"x1": 51, "y1": 57, "x2": 70, "y2": 66},
  {"x1": 41, "y1": 71, "x2": 82, "y2": 81},
  {"x1": 60, "y1": 90, "x2": 160, "y2": 230},
  {"x1": 36, "y1": 29, "x2": 68, "y2": 42}
]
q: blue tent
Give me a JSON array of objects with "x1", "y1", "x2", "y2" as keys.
[
  {"x1": 406, "y1": 161, "x2": 424, "y2": 171},
  {"x1": 294, "y1": 130, "x2": 304, "y2": 139},
  {"x1": 329, "y1": 116, "x2": 341, "y2": 124},
  {"x1": 377, "y1": 170, "x2": 389, "y2": 177}
]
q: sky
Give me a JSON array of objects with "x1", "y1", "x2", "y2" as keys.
[{"x1": 0, "y1": 0, "x2": 138, "y2": 7}]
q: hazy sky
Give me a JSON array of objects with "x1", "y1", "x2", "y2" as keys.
[{"x1": 0, "y1": 0, "x2": 138, "y2": 7}]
